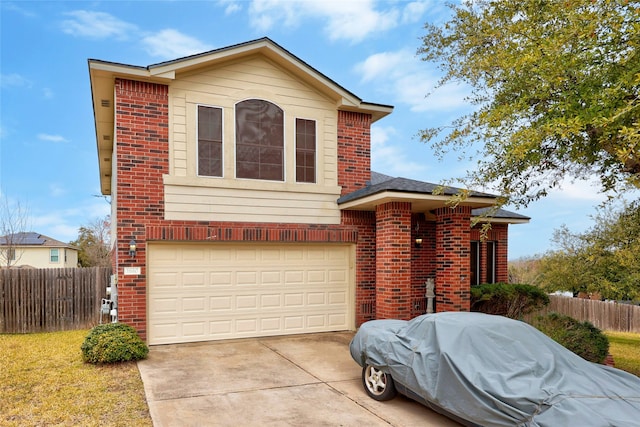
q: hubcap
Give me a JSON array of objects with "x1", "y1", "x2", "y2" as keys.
[{"x1": 365, "y1": 366, "x2": 387, "y2": 395}]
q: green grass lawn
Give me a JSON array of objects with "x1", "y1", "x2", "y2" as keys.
[
  {"x1": 0, "y1": 329, "x2": 152, "y2": 427},
  {"x1": 606, "y1": 331, "x2": 640, "y2": 377},
  {"x1": 1, "y1": 328, "x2": 637, "y2": 426}
]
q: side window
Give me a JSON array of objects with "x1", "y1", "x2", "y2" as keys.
[
  {"x1": 50, "y1": 248, "x2": 59, "y2": 263},
  {"x1": 486, "y1": 241, "x2": 496, "y2": 284},
  {"x1": 470, "y1": 241, "x2": 480, "y2": 286},
  {"x1": 295, "y1": 118, "x2": 316, "y2": 183},
  {"x1": 198, "y1": 105, "x2": 223, "y2": 177},
  {"x1": 235, "y1": 99, "x2": 284, "y2": 181}
]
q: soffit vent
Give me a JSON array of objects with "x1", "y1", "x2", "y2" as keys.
[
  {"x1": 101, "y1": 99, "x2": 110, "y2": 108},
  {"x1": 103, "y1": 135, "x2": 111, "y2": 141}
]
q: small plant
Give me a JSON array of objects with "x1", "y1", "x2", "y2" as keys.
[
  {"x1": 470, "y1": 283, "x2": 550, "y2": 319},
  {"x1": 81, "y1": 323, "x2": 149, "y2": 364},
  {"x1": 529, "y1": 312, "x2": 610, "y2": 364}
]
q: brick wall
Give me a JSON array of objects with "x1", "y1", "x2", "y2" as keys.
[
  {"x1": 411, "y1": 214, "x2": 436, "y2": 317},
  {"x1": 375, "y1": 201, "x2": 412, "y2": 320},
  {"x1": 114, "y1": 79, "x2": 169, "y2": 337},
  {"x1": 337, "y1": 111, "x2": 371, "y2": 195},
  {"x1": 342, "y1": 210, "x2": 376, "y2": 325},
  {"x1": 435, "y1": 206, "x2": 472, "y2": 312},
  {"x1": 470, "y1": 223, "x2": 509, "y2": 283},
  {"x1": 113, "y1": 79, "x2": 375, "y2": 338}
]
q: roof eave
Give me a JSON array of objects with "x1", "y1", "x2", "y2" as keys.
[{"x1": 338, "y1": 190, "x2": 496, "y2": 213}]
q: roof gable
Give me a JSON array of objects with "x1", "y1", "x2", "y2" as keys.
[{"x1": 89, "y1": 37, "x2": 393, "y2": 195}]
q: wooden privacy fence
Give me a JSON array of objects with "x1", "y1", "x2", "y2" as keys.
[
  {"x1": 0, "y1": 267, "x2": 111, "y2": 333},
  {"x1": 529, "y1": 295, "x2": 640, "y2": 333}
]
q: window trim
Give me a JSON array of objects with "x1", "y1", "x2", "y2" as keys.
[
  {"x1": 197, "y1": 104, "x2": 224, "y2": 178},
  {"x1": 486, "y1": 241, "x2": 496, "y2": 284},
  {"x1": 470, "y1": 241, "x2": 480, "y2": 286},
  {"x1": 50, "y1": 248, "x2": 60, "y2": 263},
  {"x1": 294, "y1": 117, "x2": 317, "y2": 184},
  {"x1": 234, "y1": 98, "x2": 286, "y2": 182}
]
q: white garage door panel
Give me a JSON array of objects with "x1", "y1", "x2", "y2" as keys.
[{"x1": 148, "y1": 243, "x2": 353, "y2": 344}]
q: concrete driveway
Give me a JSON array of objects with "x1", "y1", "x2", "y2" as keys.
[{"x1": 137, "y1": 332, "x2": 461, "y2": 427}]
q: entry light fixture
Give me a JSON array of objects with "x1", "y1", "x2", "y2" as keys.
[
  {"x1": 415, "y1": 238, "x2": 423, "y2": 248},
  {"x1": 129, "y1": 239, "x2": 137, "y2": 257}
]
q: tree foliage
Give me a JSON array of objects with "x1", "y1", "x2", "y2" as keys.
[
  {"x1": 70, "y1": 216, "x2": 111, "y2": 267},
  {"x1": 419, "y1": 0, "x2": 640, "y2": 207},
  {"x1": 537, "y1": 201, "x2": 640, "y2": 300}
]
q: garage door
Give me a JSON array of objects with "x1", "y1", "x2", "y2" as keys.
[{"x1": 147, "y1": 243, "x2": 354, "y2": 345}]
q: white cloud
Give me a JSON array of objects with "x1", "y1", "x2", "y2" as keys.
[
  {"x1": 42, "y1": 88, "x2": 54, "y2": 99},
  {"x1": 0, "y1": 73, "x2": 33, "y2": 89},
  {"x1": 371, "y1": 125, "x2": 426, "y2": 178},
  {"x1": 38, "y1": 133, "x2": 68, "y2": 143},
  {"x1": 141, "y1": 29, "x2": 214, "y2": 59},
  {"x1": 354, "y1": 49, "x2": 471, "y2": 113},
  {"x1": 61, "y1": 10, "x2": 137, "y2": 40},
  {"x1": 49, "y1": 183, "x2": 67, "y2": 198},
  {"x1": 31, "y1": 200, "x2": 111, "y2": 243},
  {"x1": 218, "y1": 0, "x2": 242, "y2": 15},
  {"x1": 247, "y1": 0, "x2": 427, "y2": 43}
]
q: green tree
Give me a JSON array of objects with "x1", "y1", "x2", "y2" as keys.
[
  {"x1": 419, "y1": 0, "x2": 640, "y2": 207},
  {"x1": 70, "y1": 216, "x2": 111, "y2": 267},
  {"x1": 538, "y1": 202, "x2": 640, "y2": 300}
]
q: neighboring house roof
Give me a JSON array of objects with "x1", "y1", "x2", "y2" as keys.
[
  {"x1": 0, "y1": 232, "x2": 77, "y2": 249},
  {"x1": 338, "y1": 172, "x2": 530, "y2": 224},
  {"x1": 89, "y1": 37, "x2": 394, "y2": 195}
]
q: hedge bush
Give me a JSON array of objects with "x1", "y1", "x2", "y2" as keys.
[
  {"x1": 470, "y1": 283, "x2": 550, "y2": 319},
  {"x1": 81, "y1": 323, "x2": 149, "y2": 364},
  {"x1": 529, "y1": 312, "x2": 610, "y2": 364}
]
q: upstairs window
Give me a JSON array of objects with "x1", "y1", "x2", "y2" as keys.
[
  {"x1": 198, "y1": 105, "x2": 223, "y2": 177},
  {"x1": 50, "y1": 248, "x2": 59, "y2": 263},
  {"x1": 295, "y1": 118, "x2": 316, "y2": 183},
  {"x1": 235, "y1": 99, "x2": 284, "y2": 181}
]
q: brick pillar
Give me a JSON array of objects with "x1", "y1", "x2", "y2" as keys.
[
  {"x1": 342, "y1": 210, "x2": 376, "y2": 325},
  {"x1": 494, "y1": 223, "x2": 509, "y2": 283},
  {"x1": 375, "y1": 202, "x2": 412, "y2": 319},
  {"x1": 337, "y1": 111, "x2": 371, "y2": 196},
  {"x1": 114, "y1": 78, "x2": 169, "y2": 339},
  {"x1": 435, "y1": 206, "x2": 472, "y2": 312}
]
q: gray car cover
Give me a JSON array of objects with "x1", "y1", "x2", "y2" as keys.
[{"x1": 350, "y1": 312, "x2": 640, "y2": 427}]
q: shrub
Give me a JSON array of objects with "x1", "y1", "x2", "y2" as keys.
[
  {"x1": 81, "y1": 323, "x2": 149, "y2": 364},
  {"x1": 470, "y1": 283, "x2": 550, "y2": 319},
  {"x1": 529, "y1": 312, "x2": 610, "y2": 364}
]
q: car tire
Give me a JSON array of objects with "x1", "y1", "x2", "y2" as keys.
[{"x1": 362, "y1": 364, "x2": 397, "y2": 401}]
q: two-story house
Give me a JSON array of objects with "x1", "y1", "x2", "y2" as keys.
[
  {"x1": 0, "y1": 232, "x2": 79, "y2": 269},
  {"x1": 89, "y1": 38, "x2": 528, "y2": 345}
]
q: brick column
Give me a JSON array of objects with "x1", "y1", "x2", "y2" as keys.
[
  {"x1": 114, "y1": 78, "x2": 169, "y2": 339},
  {"x1": 375, "y1": 202, "x2": 412, "y2": 319},
  {"x1": 337, "y1": 111, "x2": 371, "y2": 196},
  {"x1": 435, "y1": 206, "x2": 472, "y2": 312}
]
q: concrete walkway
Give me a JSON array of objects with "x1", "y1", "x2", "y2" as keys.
[{"x1": 137, "y1": 332, "x2": 460, "y2": 426}]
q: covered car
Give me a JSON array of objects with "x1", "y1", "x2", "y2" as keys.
[{"x1": 350, "y1": 312, "x2": 640, "y2": 427}]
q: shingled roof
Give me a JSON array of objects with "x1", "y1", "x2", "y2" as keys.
[
  {"x1": 0, "y1": 232, "x2": 77, "y2": 249},
  {"x1": 338, "y1": 172, "x2": 529, "y2": 223}
]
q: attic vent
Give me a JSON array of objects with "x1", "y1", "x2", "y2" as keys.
[
  {"x1": 101, "y1": 99, "x2": 111, "y2": 107},
  {"x1": 102, "y1": 135, "x2": 111, "y2": 141}
]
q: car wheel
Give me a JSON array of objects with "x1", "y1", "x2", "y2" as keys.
[{"x1": 362, "y1": 364, "x2": 397, "y2": 401}]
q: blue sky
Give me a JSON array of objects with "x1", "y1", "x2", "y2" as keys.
[{"x1": 0, "y1": 0, "x2": 627, "y2": 259}]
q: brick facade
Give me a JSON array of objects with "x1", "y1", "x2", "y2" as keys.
[
  {"x1": 112, "y1": 75, "x2": 511, "y2": 341},
  {"x1": 375, "y1": 202, "x2": 412, "y2": 319},
  {"x1": 337, "y1": 111, "x2": 371, "y2": 196},
  {"x1": 435, "y1": 206, "x2": 472, "y2": 312}
]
